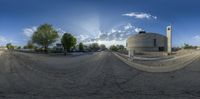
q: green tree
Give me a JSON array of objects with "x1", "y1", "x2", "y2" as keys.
[
  {"x1": 61, "y1": 33, "x2": 77, "y2": 53},
  {"x1": 100, "y1": 44, "x2": 106, "y2": 50},
  {"x1": 32, "y1": 23, "x2": 59, "y2": 53},
  {"x1": 6, "y1": 43, "x2": 14, "y2": 50},
  {"x1": 17, "y1": 46, "x2": 21, "y2": 49},
  {"x1": 26, "y1": 41, "x2": 35, "y2": 49},
  {"x1": 89, "y1": 43, "x2": 100, "y2": 51},
  {"x1": 109, "y1": 45, "x2": 118, "y2": 51},
  {"x1": 79, "y1": 42, "x2": 84, "y2": 52},
  {"x1": 116, "y1": 45, "x2": 125, "y2": 51},
  {"x1": 183, "y1": 43, "x2": 197, "y2": 49}
]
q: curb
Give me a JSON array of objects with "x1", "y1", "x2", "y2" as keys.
[{"x1": 113, "y1": 52, "x2": 200, "y2": 73}]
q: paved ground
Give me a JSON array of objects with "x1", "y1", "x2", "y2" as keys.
[{"x1": 1, "y1": 51, "x2": 200, "y2": 99}]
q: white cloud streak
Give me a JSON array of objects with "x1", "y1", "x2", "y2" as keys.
[
  {"x1": 23, "y1": 26, "x2": 37, "y2": 38},
  {"x1": 134, "y1": 28, "x2": 143, "y2": 33},
  {"x1": 122, "y1": 12, "x2": 157, "y2": 19},
  {"x1": 194, "y1": 35, "x2": 200, "y2": 41},
  {"x1": 0, "y1": 35, "x2": 13, "y2": 46},
  {"x1": 0, "y1": 36, "x2": 7, "y2": 43},
  {"x1": 79, "y1": 23, "x2": 143, "y2": 47}
]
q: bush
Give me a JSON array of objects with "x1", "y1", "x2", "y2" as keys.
[{"x1": 183, "y1": 43, "x2": 197, "y2": 49}]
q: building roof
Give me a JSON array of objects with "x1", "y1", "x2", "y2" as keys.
[{"x1": 128, "y1": 32, "x2": 166, "y2": 40}]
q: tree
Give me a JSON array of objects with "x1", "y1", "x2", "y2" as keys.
[
  {"x1": 6, "y1": 43, "x2": 14, "y2": 50},
  {"x1": 183, "y1": 43, "x2": 197, "y2": 49},
  {"x1": 79, "y1": 42, "x2": 84, "y2": 52},
  {"x1": 61, "y1": 33, "x2": 77, "y2": 53},
  {"x1": 89, "y1": 43, "x2": 100, "y2": 51},
  {"x1": 100, "y1": 44, "x2": 106, "y2": 50},
  {"x1": 17, "y1": 46, "x2": 21, "y2": 49},
  {"x1": 116, "y1": 45, "x2": 125, "y2": 50},
  {"x1": 32, "y1": 24, "x2": 59, "y2": 53},
  {"x1": 109, "y1": 45, "x2": 118, "y2": 51},
  {"x1": 26, "y1": 41, "x2": 35, "y2": 49}
]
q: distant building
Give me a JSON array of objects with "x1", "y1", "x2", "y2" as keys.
[
  {"x1": 0, "y1": 46, "x2": 7, "y2": 50},
  {"x1": 126, "y1": 26, "x2": 172, "y2": 57},
  {"x1": 55, "y1": 43, "x2": 63, "y2": 52}
]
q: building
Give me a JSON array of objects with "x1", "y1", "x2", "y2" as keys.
[
  {"x1": 0, "y1": 46, "x2": 7, "y2": 50},
  {"x1": 126, "y1": 26, "x2": 172, "y2": 57},
  {"x1": 55, "y1": 43, "x2": 63, "y2": 53}
]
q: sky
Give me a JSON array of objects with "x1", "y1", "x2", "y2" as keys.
[{"x1": 0, "y1": 0, "x2": 200, "y2": 47}]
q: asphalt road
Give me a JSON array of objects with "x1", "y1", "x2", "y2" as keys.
[{"x1": 1, "y1": 51, "x2": 200, "y2": 99}]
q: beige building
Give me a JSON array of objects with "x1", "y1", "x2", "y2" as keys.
[
  {"x1": 0, "y1": 46, "x2": 7, "y2": 50},
  {"x1": 126, "y1": 26, "x2": 172, "y2": 57}
]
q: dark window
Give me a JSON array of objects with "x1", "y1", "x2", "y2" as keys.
[
  {"x1": 159, "y1": 47, "x2": 165, "y2": 51},
  {"x1": 154, "y1": 39, "x2": 157, "y2": 47}
]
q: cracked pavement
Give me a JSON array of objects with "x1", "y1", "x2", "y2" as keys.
[{"x1": 0, "y1": 51, "x2": 200, "y2": 99}]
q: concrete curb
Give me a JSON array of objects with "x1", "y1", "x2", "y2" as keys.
[
  {"x1": 116, "y1": 52, "x2": 174, "y2": 61},
  {"x1": 113, "y1": 52, "x2": 200, "y2": 72}
]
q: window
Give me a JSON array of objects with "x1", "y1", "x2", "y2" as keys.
[{"x1": 154, "y1": 39, "x2": 157, "y2": 47}]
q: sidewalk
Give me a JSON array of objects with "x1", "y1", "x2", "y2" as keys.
[
  {"x1": 116, "y1": 52, "x2": 173, "y2": 61},
  {"x1": 114, "y1": 51, "x2": 200, "y2": 72}
]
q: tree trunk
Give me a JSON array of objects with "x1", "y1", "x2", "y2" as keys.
[
  {"x1": 64, "y1": 51, "x2": 67, "y2": 56},
  {"x1": 67, "y1": 48, "x2": 70, "y2": 53},
  {"x1": 63, "y1": 48, "x2": 67, "y2": 56},
  {"x1": 44, "y1": 46, "x2": 48, "y2": 54}
]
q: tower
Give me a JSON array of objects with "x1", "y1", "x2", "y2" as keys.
[{"x1": 167, "y1": 25, "x2": 172, "y2": 54}]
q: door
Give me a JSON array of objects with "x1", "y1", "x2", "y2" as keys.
[{"x1": 159, "y1": 47, "x2": 165, "y2": 51}]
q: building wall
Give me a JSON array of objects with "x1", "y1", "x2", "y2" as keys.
[
  {"x1": 0, "y1": 47, "x2": 7, "y2": 50},
  {"x1": 127, "y1": 33, "x2": 167, "y2": 56}
]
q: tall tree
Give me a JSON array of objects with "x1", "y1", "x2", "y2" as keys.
[
  {"x1": 61, "y1": 33, "x2": 77, "y2": 53},
  {"x1": 26, "y1": 41, "x2": 35, "y2": 49},
  {"x1": 89, "y1": 43, "x2": 100, "y2": 51},
  {"x1": 79, "y1": 42, "x2": 84, "y2": 52},
  {"x1": 6, "y1": 43, "x2": 14, "y2": 50},
  {"x1": 100, "y1": 44, "x2": 106, "y2": 50},
  {"x1": 32, "y1": 24, "x2": 59, "y2": 52},
  {"x1": 109, "y1": 45, "x2": 118, "y2": 51}
]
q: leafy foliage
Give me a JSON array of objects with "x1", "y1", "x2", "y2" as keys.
[
  {"x1": 24, "y1": 41, "x2": 35, "y2": 49},
  {"x1": 61, "y1": 33, "x2": 77, "y2": 52},
  {"x1": 32, "y1": 24, "x2": 59, "y2": 52},
  {"x1": 100, "y1": 44, "x2": 107, "y2": 50},
  {"x1": 109, "y1": 45, "x2": 118, "y2": 51},
  {"x1": 6, "y1": 43, "x2": 14, "y2": 50},
  {"x1": 79, "y1": 42, "x2": 84, "y2": 52},
  {"x1": 89, "y1": 43, "x2": 100, "y2": 51},
  {"x1": 183, "y1": 43, "x2": 198, "y2": 49},
  {"x1": 109, "y1": 45, "x2": 126, "y2": 52}
]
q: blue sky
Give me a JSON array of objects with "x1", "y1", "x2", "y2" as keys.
[{"x1": 0, "y1": 0, "x2": 200, "y2": 47}]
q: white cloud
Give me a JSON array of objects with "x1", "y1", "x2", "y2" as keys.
[
  {"x1": 134, "y1": 27, "x2": 143, "y2": 33},
  {"x1": 111, "y1": 29, "x2": 117, "y2": 33},
  {"x1": 124, "y1": 23, "x2": 133, "y2": 30},
  {"x1": 56, "y1": 28, "x2": 67, "y2": 39},
  {"x1": 57, "y1": 28, "x2": 66, "y2": 35},
  {"x1": 122, "y1": 12, "x2": 157, "y2": 19},
  {"x1": 80, "y1": 23, "x2": 142, "y2": 47},
  {"x1": 194, "y1": 35, "x2": 200, "y2": 41},
  {"x1": 84, "y1": 39, "x2": 127, "y2": 48},
  {"x1": 77, "y1": 35, "x2": 90, "y2": 41},
  {"x1": 0, "y1": 36, "x2": 7, "y2": 43},
  {"x1": 0, "y1": 35, "x2": 13, "y2": 46},
  {"x1": 23, "y1": 26, "x2": 37, "y2": 38}
]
